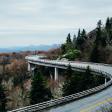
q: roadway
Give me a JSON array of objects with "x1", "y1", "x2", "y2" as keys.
[{"x1": 26, "y1": 56, "x2": 112, "y2": 112}]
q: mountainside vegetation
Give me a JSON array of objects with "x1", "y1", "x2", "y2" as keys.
[
  {"x1": 58, "y1": 17, "x2": 112, "y2": 63},
  {"x1": 30, "y1": 68, "x2": 52, "y2": 104},
  {"x1": 62, "y1": 66, "x2": 104, "y2": 96}
]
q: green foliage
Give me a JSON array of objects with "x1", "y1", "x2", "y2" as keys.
[
  {"x1": 64, "y1": 65, "x2": 73, "y2": 78},
  {"x1": 61, "y1": 49, "x2": 81, "y2": 60},
  {"x1": 62, "y1": 66, "x2": 104, "y2": 96},
  {"x1": 66, "y1": 33, "x2": 74, "y2": 51},
  {"x1": 63, "y1": 75, "x2": 82, "y2": 96},
  {"x1": 66, "y1": 33, "x2": 72, "y2": 44},
  {"x1": 106, "y1": 17, "x2": 111, "y2": 32},
  {"x1": 95, "y1": 21, "x2": 106, "y2": 47},
  {"x1": 76, "y1": 29, "x2": 87, "y2": 50},
  {"x1": 97, "y1": 20, "x2": 102, "y2": 28},
  {"x1": 30, "y1": 69, "x2": 52, "y2": 104},
  {"x1": 60, "y1": 17, "x2": 112, "y2": 63},
  {"x1": 61, "y1": 44, "x2": 66, "y2": 54},
  {"x1": 60, "y1": 33, "x2": 81, "y2": 60},
  {"x1": 61, "y1": 33, "x2": 75, "y2": 55},
  {"x1": 90, "y1": 20, "x2": 107, "y2": 62},
  {"x1": 105, "y1": 17, "x2": 112, "y2": 45},
  {"x1": 90, "y1": 44, "x2": 100, "y2": 63},
  {"x1": 13, "y1": 74, "x2": 28, "y2": 87},
  {"x1": 0, "y1": 84, "x2": 6, "y2": 112},
  {"x1": 77, "y1": 29, "x2": 81, "y2": 38},
  {"x1": 81, "y1": 29, "x2": 87, "y2": 39},
  {"x1": 73, "y1": 34, "x2": 77, "y2": 48},
  {"x1": 81, "y1": 66, "x2": 94, "y2": 89}
]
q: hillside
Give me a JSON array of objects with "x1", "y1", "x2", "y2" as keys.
[{"x1": 51, "y1": 17, "x2": 112, "y2": 64}]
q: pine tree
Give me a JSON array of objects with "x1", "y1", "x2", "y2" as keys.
[
  {"x1": 90, "y1": 44, "x2": 99, "y2": 62},
  {"x1": 77, "y1": 29, "x2": 81, "y2": 38},
  {"x1": 106, "y1": 17, "x2": 111, "y2": 31},
  {"x1": 62, "y1": 74, "x2": 82, "y2": 96},
  {"x1": 105, "y1": 17, "x2": 112, "y2": 45},
  {"x1": 95, "y1": 20, "x2": 106, "y2": 47},
  {"x1": 76, "y1": 29, "x2": 81, "y2": 49},
  {"x1": 95, "y1": 27, "x2": 101, "y2": 45},
  {"x1": 61, "y1": 44, "x2": 66, "y2": 54},
  {"x1": 76, "y1": 29, "x2": 87, "y2": 50},
  {"x1": 97, "y1": 20, "x2": 102, "y2": 29},
  {"x1": 63, "y1": 66, "x2": 91, "y2": 96},
  {"x1": 64, "y1": 65, "x2": 73, "y2": 79},
  {"x1": 63, "y1": 65, "x2": 75, "y2": 96},
  {"x1": 110, "y1": 17, "x2": 112, "y2": 29},
  {"x1": 66, "y1": 33, "x2": 72, "y2": 44},
  {"x1": 81, "y1": 29, "x2": 87, "y2": 39},
  {"x1": 66, "y1": 33, "x2": 74, "y2": 51},
  {"x1": 62, "y1": 66, "x2": 100, "y2": 96},
  {"x1": 0, "y1": 84, "x2": 6, "y2": 112},
  {"x1": 82, "y1": 66, "x2": 94, "y2": 89},
  {"x1": 90, "y1": 20, "x2": 107, "y2": 62},
  {"x1": 30, "y1": 68, "x2": 52, "y2": 104},
  {"x1": 101, "y1": 35, "x2": 107, "y2": 47},
  {"x1": 73, "y1": 34, "x2": 77, "y2": 48}
]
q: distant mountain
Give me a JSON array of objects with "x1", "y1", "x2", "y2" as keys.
[{"x1": 0, "y1": 44, "x2": 60, "y2": 53}]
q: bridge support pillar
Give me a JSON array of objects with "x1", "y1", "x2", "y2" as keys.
[
  {"x1": 54, "y1": 67, "x2": 58, "y2": 81},
  {"x1": 105, "y1": 78, "x2": 107, "y2": 86},
  {"x1": 28, "y1": 63, "x2": 31, "y2": 71}
]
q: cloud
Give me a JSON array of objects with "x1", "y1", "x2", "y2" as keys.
[{"x1": 0, "y1": 0, "x2": 112, "y2": 47}]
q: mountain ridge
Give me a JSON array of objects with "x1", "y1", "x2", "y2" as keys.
[{"x1": 0, "y1": 44, "x2": 59, "y2": 53}]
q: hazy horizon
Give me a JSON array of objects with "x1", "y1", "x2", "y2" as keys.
[
  {"x1": 0, "y1": 0, "x2": 112, "y2": 47},
  {"x1": 0, "y1": 43, "x2": 59, "y2": 49}
]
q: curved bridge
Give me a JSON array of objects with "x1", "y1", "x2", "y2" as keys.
[{"x1": 9, "y1": 55, "x2": 112, "y2": 112}]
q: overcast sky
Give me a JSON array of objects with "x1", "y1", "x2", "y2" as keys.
[{"x1": 0, "y1": 0, "x2": 112, "y2": 48}]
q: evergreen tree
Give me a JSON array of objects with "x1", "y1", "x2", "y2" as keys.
[
  {"x1": 61, "y1": 44, "x2": 66, "y2": 54},
  {"x1": 63, "y1": 66, "x2": 92, "y2": 96},
  {"x1": 81, "y1": 29, "x2": 87, "y2": 39},
  {"x1": 62, "y1": 74, "x2": 82, "y2": 96},
  {"x1": 76, "y1": 29, "x2": 81, "y2": 49},
  {"x1": 66, "y1": 33, "x2": 74, "y2": 51},
  {"x1": 95, "y1": 27, "x2": 101, "y2": 45},
  {"x1": 77, "y1": 29, "x2": 81, "y2": 38},
  {"x1": 90, "y1": 20, "x2": 106, "y2": 62},
  {"x1": 101, "y1": 35, "x2": 107, "y2": 47},
  {"x1": 66, "y1": 33, "x2": 72, "y2": 44},
  {"x1": 82, "y1": 66, "x2": 94, "y2": 89},
  {"x1": 105, "y1": 17, "x2": 112, "y2": 45},
  {"x1": 97, "y1": 20, "x2": 102, "y2": 29},
  {"x1": 90, "y1": 44, "x2": 99, "y2": 62},
  {"x1": 63, "y1": 66, "x2": 102, "y2": 96},
  {"x1": 73, "y1": 34, "x2": 77, "y2": 48},
  {"x1": 76, "y1": 29, "x2": 87, "y2": 50},
  {"x1": 0, "y1": 84, "x2": 6, "y2": 112},
  {"x1": 106, "y1": 17, "x2": 110, "y2": 31},
  {"x1": 95, "y1": 20, "x2": 107, "y2": 47},
  {"x1": 30, "y1": 68, "x2": 52, "y2": 104},
  {"x1": 63, "y1": 65, "x2": 79, "y2": 96},
  {"x1": 65, "y1": 65, "x2": 73, "y2": 78},
  {"x1": 90, "y1": 22, "x2": 106, "y2": 62},
  {"x1": 110, "y1": 17, "x2": 112, "y2": 29}
]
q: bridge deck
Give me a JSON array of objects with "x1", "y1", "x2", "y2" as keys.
[{"x1": 9, "y1": 56, "x2": 112, "y2": 112}]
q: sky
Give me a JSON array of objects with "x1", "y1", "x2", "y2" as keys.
[{"x1": 0, "y1": 0, "x2": 112, "y2": 48}]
